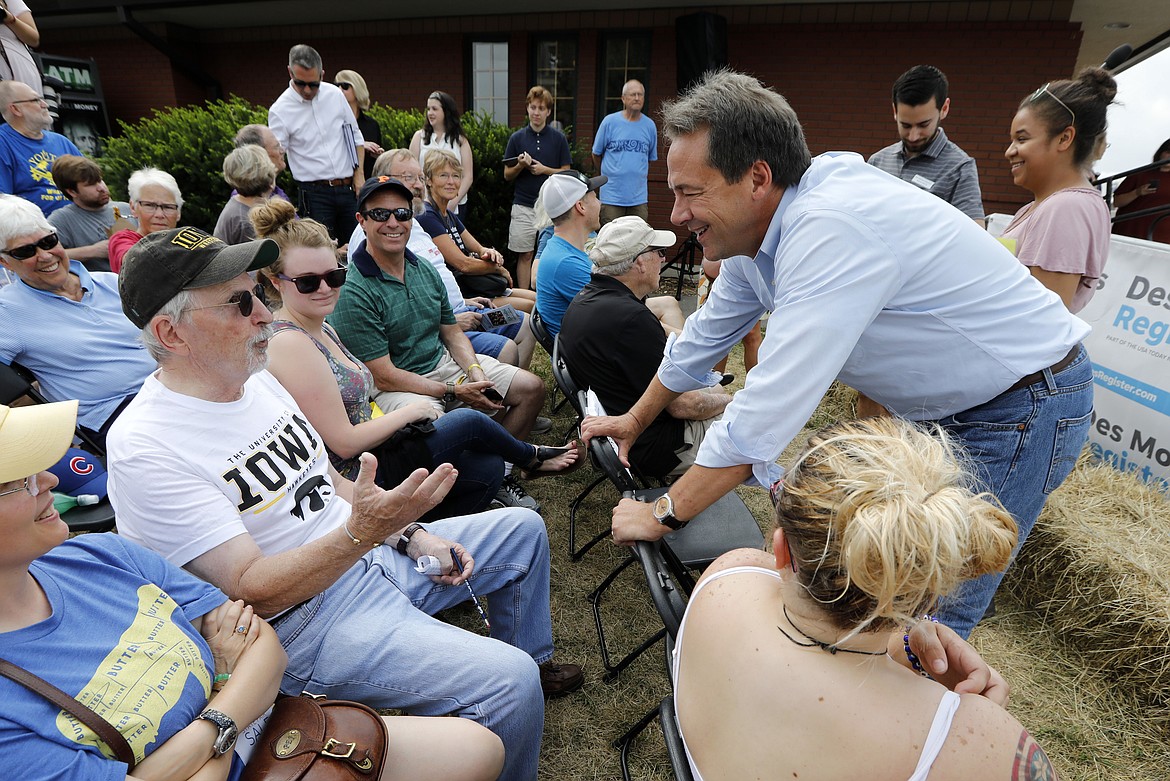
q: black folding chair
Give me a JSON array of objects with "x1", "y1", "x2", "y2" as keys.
[
  {"x1": 532, "y1": 310, "x2": 569, "y2": 415},
  {"x1": 0, "y1": 362, "x2": 117, "y2": 533},
  {"x1": 589, "y1": 451, "x2": 764, "y2": 680}
]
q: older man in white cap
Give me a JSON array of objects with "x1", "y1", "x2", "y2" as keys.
[{"x1": 559, "y1": 216, "x2": 729, "y2": 478}]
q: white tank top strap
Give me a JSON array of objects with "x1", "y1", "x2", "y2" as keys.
[{"x1": 907, "y1": 690, "x2": 962, "y2": 781}]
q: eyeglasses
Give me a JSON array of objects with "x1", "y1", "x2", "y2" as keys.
[
  {"x1": 389, "y1": 172, "x2": 423, "y2": 184},
  {"x1": 9, "y1": 97, "x2": 47, "y2": 107},
  {"x1": 362, "y1": 207, "x2": 414, "y2": 223},
  {"x1": 634, "y1": 247, "x2": 667, "y2": 263},
  {"x1": 557, "y1": 170, "x2": 591, "y2": 186},
  {"x1": 0, "y1": 474, "x2": 40, "y2": 499},
  {"x1": 335, "y1": 82, "x2": 352, "y2": 91},
  {"x1": 187, "y1": 284, "x2": 268, "y2": 317},
  {"x1": 136, "y1": 200, "x2": 180, "y2": 214},
  {"x1": 3, "y1": 232, "x2": 59, "y2": 260},
  {"x1": 277, "y1": 268, "x2": 347, "y2": 294},
  {"x1": 293, "y1": 79, "x2": 321, "y2": 89},
  {"x1": 1029, "y1": 83, "x2": 1076, "y2": 128}
]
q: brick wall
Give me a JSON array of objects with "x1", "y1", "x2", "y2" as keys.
[{"x1": 45, "y1": 1, "x2": 1081, "y2": 232}]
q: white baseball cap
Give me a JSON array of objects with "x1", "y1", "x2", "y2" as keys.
[
  {"x1": 588, "y1": 216, "x2": 677, "y2": 269},
  {"x1": 540, "y1": 170, "x2": 607, "y2": 220},
  {"x1": 0, "y1": 400, "x2": 78, "y2": 483}
]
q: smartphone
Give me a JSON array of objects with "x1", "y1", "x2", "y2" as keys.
[
  {"x1": 502, "y1": 156, "x2": 520, "y2": 167},
  {"x1": 1149, "y1": 180, "x2": 1160, "y2": 192},
  {"x1": 482, "y1": 387, "x2": 504, "y2": 404}
]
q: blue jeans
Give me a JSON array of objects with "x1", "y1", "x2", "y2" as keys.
[
  {"x1": 271, "y1": 507, "x2": 552, "y2": 781},
  {"x1": 421, "y1": 408, "x2": 538, "y2": 520},
  {"x1": 297, "y1": 181, "x2": 358, "y2": 241},
  {"x1": 934, "y1": 345, "x2": 1093, "y2": 638}
]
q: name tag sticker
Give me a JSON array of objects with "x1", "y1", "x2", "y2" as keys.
[
  {"x1": 910, "y1": 174, "x2": 935, "y2": 190},
  {"x1": 997, "y1": 237, "x2": 1018, "y2": 256}
]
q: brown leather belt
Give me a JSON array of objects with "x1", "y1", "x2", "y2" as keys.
[
  {"x1": 1004, "y1": 344, "x2": 1081, "y2": 394},
  {"x1": 303, "y1": 176, "x2": 353, "y2": 187}
]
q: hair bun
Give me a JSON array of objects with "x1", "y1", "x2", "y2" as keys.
[
  {"x1": 250, "y1": 197, "x2": 297, "y2": 238},
  {"x1": 1077, "y1": 66, "x2": 1119, "y2": 104}
]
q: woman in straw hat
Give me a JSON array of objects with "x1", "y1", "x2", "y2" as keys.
[
  {"x1": 0, "y1": 399, "x2": 504, "y2": 780},
  {"x1": 672, "y1": 416, "x2": 1056, "y2": 781}
]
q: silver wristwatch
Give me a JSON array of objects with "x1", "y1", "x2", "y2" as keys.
[{"x1": 198, "y1": 708, "x2": 239, "y2": 757}]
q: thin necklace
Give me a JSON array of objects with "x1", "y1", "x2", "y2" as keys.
[{"x1": 778, "y1": 605, "x2": 886, "y2": 656}]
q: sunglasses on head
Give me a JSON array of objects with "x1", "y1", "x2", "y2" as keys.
[
  {"x1": 293, "y1": 78, "x2": 321, "y2": 89},
  {"x1": 335, "y1": 82, "x2": 353, "y2": 91},
  {"x1": 362, "y1": 207, "x2": 414, "y2": 223},
  {"x1": 188, "y1": 284, "x2": 268, "y2": 317},
  {"x1": 1029, "y1": 83, "x2": 1076, "y2": 127},
  {"x1": 277, "y1": 267, "x2": 347, "y2": 294},
  {"x1": 557, "y1": 170, "x2": 591, "y2": 186},
  {"x1": 3, "y1": 233, "x2": 59, "y2": 261}
]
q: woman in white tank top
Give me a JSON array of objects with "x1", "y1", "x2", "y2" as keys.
[
  {"x1": 673, "y1": 417, "x2": 1061, "y2": 781},
  {"x1": 410, "y1": 91, "x2": 474, "y2": 217}
]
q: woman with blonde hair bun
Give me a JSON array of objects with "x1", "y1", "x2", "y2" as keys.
[{"x1": 672, "y1": 416, "x2": 1058, "y2": 781}]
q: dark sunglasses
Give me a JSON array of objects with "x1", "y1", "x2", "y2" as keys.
[
  {"x1": 3, "y1": 233, "x2": 59, "y2": 260},
  {"x1": 362, "y1": 207, "x2": 414, "y2": 223},
  {"x1": 188, "y1": 284, "x2": 268, "y2": 317},
  {"x1": 556, "y1": 170, "x2": 591, "y2": 186},
  {"x1": 335, "y1": 82, "x2": 353, "y2": 91},
  {"x1": 292, "y1": 78, "x2": 321, "y2": 89},
  {"x1": 277, "y1": 268, "x2": 347, "y2": 294}
]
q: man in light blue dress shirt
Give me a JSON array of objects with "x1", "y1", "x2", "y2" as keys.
[{"x1": 582, "y1": 70, "x2": 1092, "y2": 639}]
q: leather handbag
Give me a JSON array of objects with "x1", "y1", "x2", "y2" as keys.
[{"x1": 241, "y1": 693, "x2": 388, "y2": 781}]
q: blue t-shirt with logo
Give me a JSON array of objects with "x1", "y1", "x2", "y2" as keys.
[
  {"x1": 591, "y1": 113, "x2": 658, "y2": 207},
  {"x1": 0, "y1": 124, "x2": 82, "y2": 216}
]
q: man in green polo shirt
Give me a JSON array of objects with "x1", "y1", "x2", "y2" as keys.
[{"x1": 329, "y1": 176, "x2": 549, "y2": 510}]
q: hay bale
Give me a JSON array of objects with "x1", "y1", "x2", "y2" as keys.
[{"x1": 1005, "y1": 452, "x2": 1170, "y2": 720}]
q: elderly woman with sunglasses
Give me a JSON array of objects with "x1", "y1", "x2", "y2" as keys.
[
  {"x1": 109, "y1": 167, "x2": 184, "y2": 274},
  {"x1": 251, "y1": 199, "x2": 577, "y2": 519},
  {"x1": 0, "y1": 397, "x2": 288, "y2": 781},
  {"x1": 999, "y1": 70, "x2": 1117, "y2": 313},
  {"x1": 671, "y1": 416, "x2": 1052, "y2": 781},
  {"x1": 418, "y1": 149, "x2": 538, "y2": 313}
]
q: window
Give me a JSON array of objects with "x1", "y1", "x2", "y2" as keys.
[
  {"x1": 598, "y1": 33, "x2": 651, "y2": 119},
  {"x1": 470, "y1": 41, "x2": 508, "y2": 124},
  {"x1": 532, "y1": 36, "x2": 578, "y2": 136}
]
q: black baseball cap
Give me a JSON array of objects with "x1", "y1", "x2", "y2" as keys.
[
  {"x1": 119, "y1": 227, "x2": 280, "y2": 328},
  {"x1": 357, "y1": 176, "x2": 414, "y2": 210}
]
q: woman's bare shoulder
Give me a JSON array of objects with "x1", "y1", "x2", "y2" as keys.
[{"x1": 931, "y1": 693, "x2": 1059, "y2": 781}]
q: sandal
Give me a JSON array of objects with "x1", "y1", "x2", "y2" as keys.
[{"x1": 520, "y1": 440, "x2": 584, "y2": 480}]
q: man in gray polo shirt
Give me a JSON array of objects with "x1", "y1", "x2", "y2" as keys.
[{"x1": 868, "y1": 65, "x2": 985, "y2": 227}]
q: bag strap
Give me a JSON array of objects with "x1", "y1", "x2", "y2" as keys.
[{"x1": 0, "y1": 658, "x2": 136, "y2": 769}]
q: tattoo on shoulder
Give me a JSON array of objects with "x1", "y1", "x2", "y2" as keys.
[{"x1": 1012, "y1": 730, "x2": 1057, "y2": 781}]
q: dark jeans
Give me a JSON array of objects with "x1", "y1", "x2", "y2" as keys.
[
  {"x1": 297, "y1": 181, "x2": 358, "y2": 241},
  {"x1": 419, "y1": 408, "x2": 538, "y2": 521}
]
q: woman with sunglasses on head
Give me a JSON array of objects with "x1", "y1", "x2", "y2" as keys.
[
  {"x1": 252, "y1": 199, "x2": 577, "y2": 520},
  {"x1": 335, "y1": 70, "x2": 383, "y2": 182},
  {"x1": 109, "y1": 168, "x2": 184, "y2": 274},
  {"x1": 999, "y1": 69, "x2": 1116, "y2": 313},
  {"x1": 418, "y1": 149, "x2": 538, "y2": 314},
  {"x1": 409, "y1": 91, "x2": 472, "y2": 219},
  {"x1": 672, "y1": 416, "x2": 1055, "y2": 781}
]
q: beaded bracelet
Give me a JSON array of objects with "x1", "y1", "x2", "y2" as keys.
[{"x1": 903, "y1": 614, "x2": 939, "y2": 677}]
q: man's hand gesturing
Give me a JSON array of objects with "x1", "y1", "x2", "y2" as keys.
[{"x1": 347, "y1": 454, "x2": 457, "y2": 544}]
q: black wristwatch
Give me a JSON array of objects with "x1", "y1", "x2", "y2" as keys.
[
  {"x1": 198, "y1": 708, "x2": 238, "y2": 757},
  {"x1": 652, "y1": 493, "x2": 686, "y2": 530},
  {"x1": 395, "y1": 522, "x2": 424, "y2": 555},
  {"x1": 442, "y1": 381, "x2": 456, "y2": 405}
]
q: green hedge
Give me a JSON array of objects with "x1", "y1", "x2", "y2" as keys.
[{"x1": 96, "y1": 97, "x2": 526, "y2": 247}]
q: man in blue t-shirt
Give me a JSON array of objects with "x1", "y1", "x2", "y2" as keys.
[
  {"x1": 0, "y1": 81, "x2": 82, "y2": 217},
  {"x1": 534, "y1": 171, "x2": 603, "y2": 337},
  {"x1": 503, "y1": 86, "x2": 572, "y2": 291},
  {"x1": 591, "y1": 80, "x2": 658, "y2": 227}
]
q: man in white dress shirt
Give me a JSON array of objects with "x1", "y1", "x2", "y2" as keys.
[{"x1": 268, "y1": 44, "x2": 364, "y2": 241}]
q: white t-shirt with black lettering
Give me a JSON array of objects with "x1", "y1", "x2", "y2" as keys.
[{"x1": 108, "y1": 370, "x2": 349, "y2": 567}]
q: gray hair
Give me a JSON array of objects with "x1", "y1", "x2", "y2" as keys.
[
  {"x1": 234, "y1": 124, "x2": 269, "y2": 148},
  {"x1": 371, "y1": 148, "x2": 415, "y2": 177},
  {"x1": 593, "y1": 256, "x2": 637, "y2": 278},
  {"x1": 422, "y1": 148, "x2": 461, "y2": 180},
  {"x1": 0, "y1": 194, "x2": 52, "y2": 247},
  {"x1": 140, "y1": 290, "x2": 195, "y2": 364},
  {"x1": 661, "y1": 69, "x2": 811, "y2": 187},
  {"x1": 288, "y1": 44, "x2": 323, "y2": 73},
  {"x1": 128, "y1": 167, "x2": 184, "y2": 209},
  {"x1": 222, "y1": 145, "x2": 276, "y2": 196}
]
